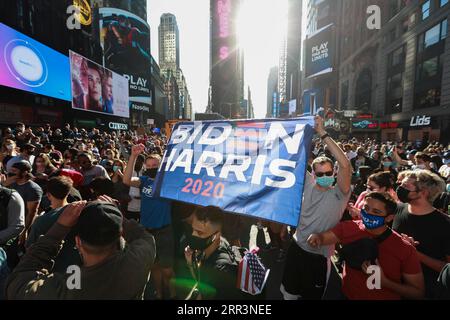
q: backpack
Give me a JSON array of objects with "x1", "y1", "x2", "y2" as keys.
[{"x1": 0, "y1": 186, "x2": 13, "y2": 232}]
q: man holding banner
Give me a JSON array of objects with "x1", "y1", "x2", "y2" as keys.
[{"x1": 280, "y1": 116, "x2": 352, "y2": 300}]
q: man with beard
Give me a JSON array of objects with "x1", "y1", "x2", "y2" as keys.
[
  {"x1": 123, "y1": 144, "x2": 174, "y2": 300},
  {"x1": 4, "y1": 161, "x2": 42, "y2": 245},
  {"x1": 77, "y1": 152, "x2": 110, "y2": 200}
]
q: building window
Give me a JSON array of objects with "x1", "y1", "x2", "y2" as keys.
[
  {"x1": 416, "y1": 56, "x2": 439, "y2": 81},
  {"x1": 386, "y1": 45, "x2": 406, "y2": 114},
  {"x1": 389, "y1": 45, "x2": 406, "y2": 67},
  {"x1": 415, "y1": 88, "x2": 441, "y2": 109},
  {"x1": 415, "y1": 21, "x2": 446, "y2": 109},
  {"x1": 441, "y1": 19, "x2": 448, "y2": 40},
  {"x1": 355, "y1": 69, "x2": 372, "y2": 110},
  {"x1": 422, "y1": 0, "x2": 431, "y2": 20},
  {"x1": 341, "y1": 81, "x2": 349, "y2": 109},
  {"x1": 441, "y1": 0, "x2": 449, "y2": 7},
  {"x1": 418, "y1": 20, "x2": 447, "y2": 52},
  {"x1": 386, "y1": 72, "x2": 403, "y2": 114}
]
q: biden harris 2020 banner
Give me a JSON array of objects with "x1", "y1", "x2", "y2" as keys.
[{"x1": 153, "y1": 117, "x2": 315, "y2": 226}]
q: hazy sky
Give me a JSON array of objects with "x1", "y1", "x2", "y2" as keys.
[{"x1": 147, "y1": 0, "x2": 289, "y2": 118}]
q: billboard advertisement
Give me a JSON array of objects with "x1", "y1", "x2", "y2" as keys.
[
  {"x1": 98, "y1": 7, "x2": 151, "y2": 113},
  {"x1": 70, "y1": 51, "x2": 129, "y2": 118},
  {"x1": 305, "y1": 23, "x2": 334, "y2": 78},
  {"x1": 0, "y1": 23, "x2": 71, "y2": 101}
]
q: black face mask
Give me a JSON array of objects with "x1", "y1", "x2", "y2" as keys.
[
  {"x1": 186, "y1": 232, "x2": 218, "y2": 251},
  {"x1": 396, "y1": 186, "x2": 414, "y2": 203},
  {"x1": 144, "y1": 168, "x2": 158, "y2": 179}
]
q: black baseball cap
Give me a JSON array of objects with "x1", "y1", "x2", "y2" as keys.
[{"x1": 75, "y1": 201, "x2": 123, "y2": 247}]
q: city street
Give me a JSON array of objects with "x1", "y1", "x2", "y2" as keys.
[{"x1": 0, "y1": 0, "x2": 449, "y2": 306}]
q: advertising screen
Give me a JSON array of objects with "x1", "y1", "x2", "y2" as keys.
[
  {"x1": 70, "y1": 51, "x2": 129, "y2": 118},
  {"x1": 99, "y1": 7, "x2": 151, "y2": 113},
  {"x1": 0, "y1": 23, "x2": 71, "y2": 101},
  {"x1": 305, "y1": 23, "x2": 334, "y2": 78}
]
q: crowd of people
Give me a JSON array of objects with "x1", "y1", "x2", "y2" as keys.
[{"x1": 0, "y1": 119, "x2": 449, "y2": 300}]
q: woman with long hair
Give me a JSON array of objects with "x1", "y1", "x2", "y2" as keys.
[{"x1": 32, "y1": 153, "x2": 57, "y2": 176}]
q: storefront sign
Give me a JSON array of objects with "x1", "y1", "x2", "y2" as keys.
[
  {"x1": 324, "y1": 118, "x2": 340, "y2": 130},
  {"x1": 380, "y1": 122, "x2": 399, "y2": 129},
  {"x1": 352, "y1": 119, "x2": 379, "y2": 130},
  {"x1": 108, "y1": 122, "x2": 128, "y2": 130},
  {"x1": 131, "y1": 102, "x2": 150, "y2": 112},
  {"x1": 410, "y1": 115, "x2": 431, "y2": 127},
  {"x1": 356, "y1": 113, "x2": 374, "y2": 119},
  {"x1": 343, "y1": 110, "x2": 358, "y2": 118}
]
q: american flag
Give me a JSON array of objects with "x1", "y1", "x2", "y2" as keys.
[{"x1": 237, "y1": 248, "x2": 270, "y2": 295}]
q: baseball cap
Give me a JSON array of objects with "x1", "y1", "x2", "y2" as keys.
[{"x1": 75, "y1": 201, "x2": 123, "y2": 247}]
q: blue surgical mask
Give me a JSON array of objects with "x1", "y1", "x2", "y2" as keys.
[
  {"x1": 316, "y1": 176, "x2": 335, "y2": 188},
  {"x1": 383, "y1": 162, "x2": 393, "y2": 167},
  {"x1": 361, "y1": 209, "x2": 386, "y2": 230},
  {"x1": 113, "y1": 166, "x2": 121, "y2": 172}
]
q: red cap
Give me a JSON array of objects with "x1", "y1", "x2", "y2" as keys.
[{"x1": 59, "y1": 169, "x2": 84, "y2": 187}]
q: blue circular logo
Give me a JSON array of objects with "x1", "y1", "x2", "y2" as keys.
[{"x1": 4, "y1": 39, "x2": 48, "y2": 87}]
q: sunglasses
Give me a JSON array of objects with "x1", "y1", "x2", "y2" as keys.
[{"x1": 314, "y1": 171, "x2": 334, "y2": 178}]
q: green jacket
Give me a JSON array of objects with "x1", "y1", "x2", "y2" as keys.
[{"x1": 6, "y1": 219, "x2": 155, "y2": 300}]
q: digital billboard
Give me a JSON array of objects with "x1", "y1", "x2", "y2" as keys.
[
  {"x1": 305, "y1": 23, "x2": 334, "y2": 78},
  {"x1": 70, "y1": 51, "x2": 129, "y2": 118},
  {"x1": 99, "y1": 7, "x2": 151, "y2": 113},
  {"x1": 0, "y1": 23, "x2": 71, "y2": 101}
]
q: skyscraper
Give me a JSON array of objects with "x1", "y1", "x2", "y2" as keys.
[
  {"x1": 209, "y1": 0, "x2": 243, "y2": 119},
  {"x1": 267, "y1": 66, "x2": 279, "y2": 118},
  {"x1": 159, "y1": 13, "x2": 180, "y2": 73},
  {"x1": 158, "y1": 13, "x2": 192, "y2": 120},
  {"x1": 286, "y1": 0, "x2": 302, "y2": 103},
  {"x1": 278, "y1": 0, "x2": 302, "y2": 118}
]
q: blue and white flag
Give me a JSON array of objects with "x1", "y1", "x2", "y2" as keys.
[{"x1": 153, "y1": 117, "x2": 315, "y2": 226}]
